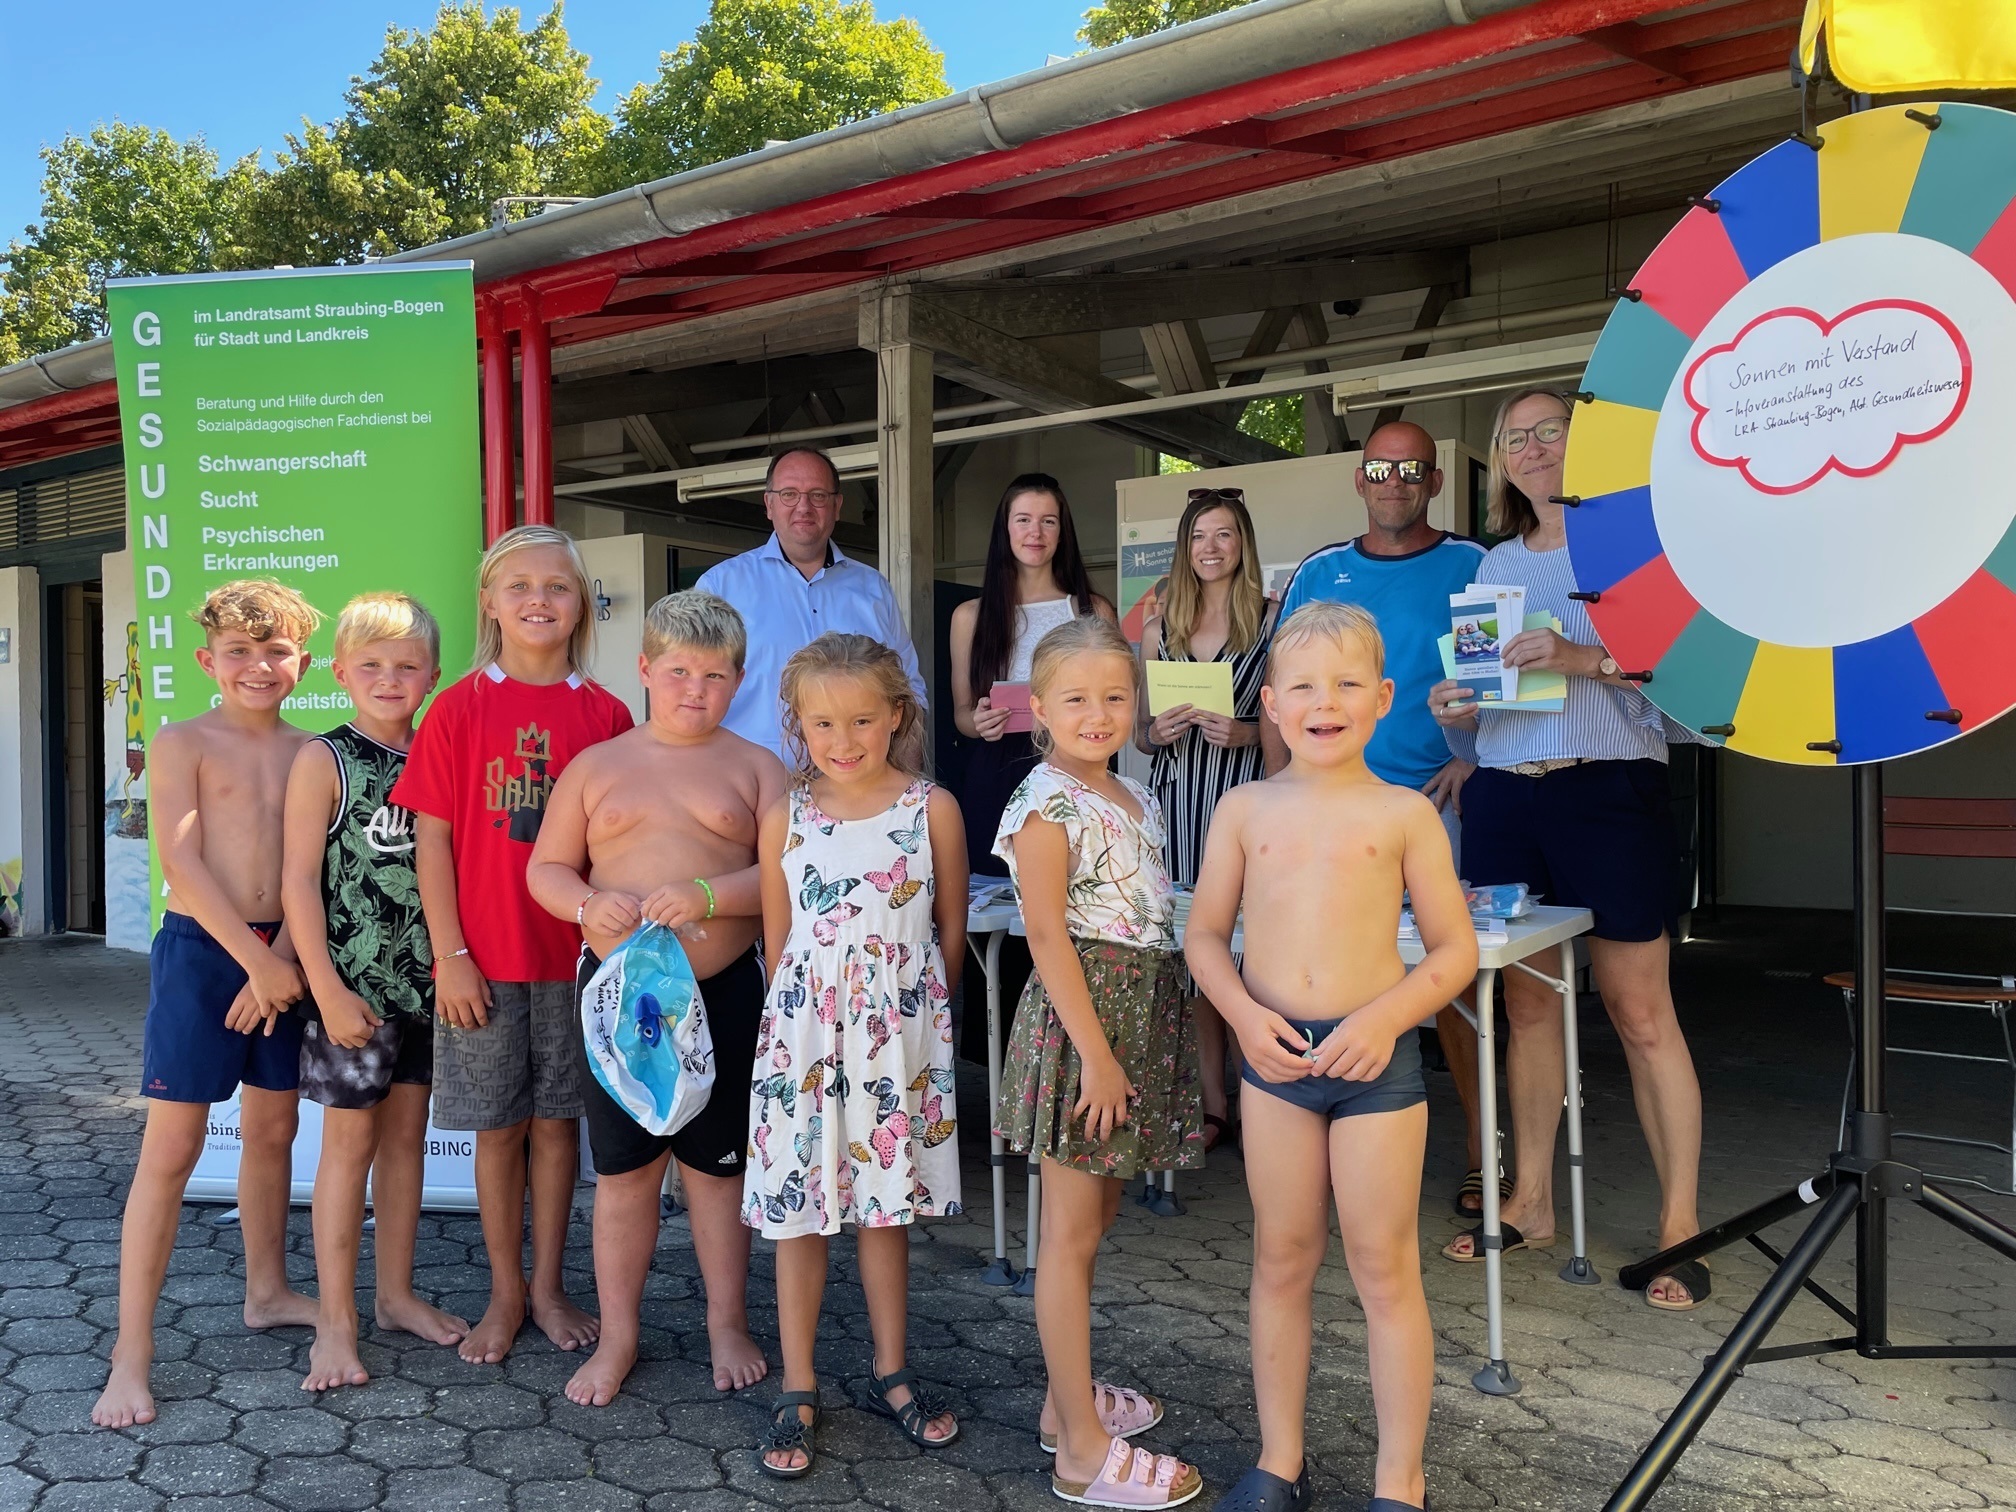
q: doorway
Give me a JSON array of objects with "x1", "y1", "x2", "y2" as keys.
[{"x1": 43, "y1": 579, "x2": 105, "y2": 934}]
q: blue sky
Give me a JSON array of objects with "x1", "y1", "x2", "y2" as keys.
[{"x1": 0, "y1": 0, "x2": 1094, "y2": 246}]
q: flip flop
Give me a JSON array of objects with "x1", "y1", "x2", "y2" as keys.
[
  {"x1": 1644, "y1": 1257, "x2": 1712, "y2": 1312},
  {"x1": 1453, "y1": 1168, "x2": 1513, "y2": 1217},
  {"x1": 1210, "y1": 1464, "x2": 1309, "y2": 1510},
  {"x1": 1202, "y1": 1114, "x2": 1240, "y2": 1154},
  {"x1": 1441, "y1": 1221, "x2": 1529, "y2": 1264},
  {"x1": 1053, "y1": 1439, "x2": 1203, "y2": 1507},
  {"x1": 1041, "y1": 1381, "x2": 1165, "y2": 1453}
]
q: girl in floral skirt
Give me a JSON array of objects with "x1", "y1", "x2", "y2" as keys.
[
  {"x1": 995, "y1": 616, "x2": 1205, "y2": 1508},
  {"x1": 745, "y1": 633, "x2": 969, "y2": 1480}
]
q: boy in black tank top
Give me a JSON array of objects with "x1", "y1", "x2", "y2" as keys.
[{"x1": 281, "y1": 594, "x2": 469, "y2": 1392}]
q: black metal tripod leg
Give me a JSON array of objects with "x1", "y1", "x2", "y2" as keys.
[
  {"x1": 1604, "y1": 1180, "x2": 1862, "y2": 1512},
  {"x1": 1919, "y1": 1182, "x2": 2016, "y2": 1264},
  {"x1": 1617, "y1": 1176, "x2": 1835, "y2": 1292}
]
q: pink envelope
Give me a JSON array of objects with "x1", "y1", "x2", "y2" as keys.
[{"x1": 988, "y1": 682, "x2": 1034, "y2": 735}]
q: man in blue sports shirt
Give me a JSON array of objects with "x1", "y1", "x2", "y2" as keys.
[{"x1": 1261, "y1": 420, "x2": 1495, "y2": 1216}]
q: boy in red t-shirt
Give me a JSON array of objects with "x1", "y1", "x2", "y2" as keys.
[{"x1": 394, "y1": 526, "x2": 633, "y2": 1364}]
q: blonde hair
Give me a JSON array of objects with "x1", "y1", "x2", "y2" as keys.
[
  {"x1": 1266, "y1": 600, "x2": 1386, "y2": 681},
  {"x1": 472, "y1": 525, "x2": 595, "y2": 673},
  {"x1": 192, "y1": 579, "x2": 321, "y2": 645},
  {"x1": 1027, "y1": 616, "x2": 1138, "y2": 756},
  {"x1": 779, "y1": 633, "x2": 926, "y2": 780},
  {"x1": 1160, "y1": 490, "x2": 1266, "y2": 659},
  {"x1": 1485, "y1": 386, "x2": 1575, "y2": 539},
  {"x1": 643, "y1": 590, "x2": 746, "y2": 667},
  {"x1": 333, "y1": 591, "x2": 441, "y2": 663}
]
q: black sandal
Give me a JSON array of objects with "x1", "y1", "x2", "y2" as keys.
[
  {"x1": 865, "y1": 1366, "x2": 960, "y2": 1448},
  {"x1": 1441, "y1": 1221, "x2": 1529, "y2": 1263},
  {"x1": 1454, "y1": 1168, "x2": 1514, "y2": 1217},
  {"x1": 1644, "y1": 1257, "x2": 1712, "y2": 1312},
  {"x1": 1213, "y1": 1463, "x2": 1311, "y2": 1509},
  {"x1": 758, "y1": 1388, "x2": 820, "y2": 1480}
]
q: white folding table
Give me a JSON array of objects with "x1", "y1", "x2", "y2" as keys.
[{"x1": 965, "y1": 891, "x2": 1028, "y2": 1289}]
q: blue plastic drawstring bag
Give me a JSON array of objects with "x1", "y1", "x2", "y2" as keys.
[{"x1": 580, "y1": 924, "x2": 716, "y2": 1136}]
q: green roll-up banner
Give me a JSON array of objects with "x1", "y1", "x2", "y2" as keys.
[{"x1": 107, "y1": 263, "x2": 482, "y2": 935}]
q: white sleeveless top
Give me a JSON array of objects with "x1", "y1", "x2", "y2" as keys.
[{"x1": 1002, "y1": 598, "x2": 1080, "y2": 684}]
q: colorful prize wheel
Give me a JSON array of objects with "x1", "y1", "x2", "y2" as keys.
[{"x1": 1565, "y1": 103, "x2": 2016, "y2": 765}]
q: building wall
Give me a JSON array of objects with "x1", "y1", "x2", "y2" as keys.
[{"x1": 0, "y1": 566, "x2": 46, "y2": 935}]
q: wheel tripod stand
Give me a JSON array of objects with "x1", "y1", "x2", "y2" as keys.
[{"x1": 1605, "y1": 765, "x2": 2016, "y2": 1511}]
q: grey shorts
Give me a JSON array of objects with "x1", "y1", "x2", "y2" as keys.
[{"x1": 430, "y1": 979, "x2": 583, "y2": 1131}]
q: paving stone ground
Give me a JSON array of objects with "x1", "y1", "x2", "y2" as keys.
[{"x1": 4, "y1": 908, "x2": 2016, "y2": 1510}]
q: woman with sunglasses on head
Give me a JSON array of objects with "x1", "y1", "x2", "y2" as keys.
[
  {"x1": 1135, "y1": 487, "x2": 1278, "y2": 1153},
  {"x1": 1430, "y1": 388, "x2": 1707, "y2": 1312},
  {"x1": 950, "y1": 476, "x2": 1118, "y2": 1051}
]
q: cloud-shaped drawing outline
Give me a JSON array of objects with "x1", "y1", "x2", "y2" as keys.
[{"x1": 1682, "y1": 299, "x2": 1972, "y2": 496}]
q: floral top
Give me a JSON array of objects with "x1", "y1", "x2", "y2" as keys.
[{"x1": 993, "y1": 763, "x2": 1176, "y2": 951}]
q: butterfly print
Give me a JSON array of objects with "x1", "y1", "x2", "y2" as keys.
[
  {"x1": 754, "y1": 1072, "x2": 797, "y2": 1120},
  {"x1": 752, "y1": 1124, "x2": 774, "y2": 1170},
  {"x1": 760, "y1": 1170, "x2": 807, "y2": 1225},
  {"x1": 799, "y1": 864, "x2": 861, "y2": 914},
  {"x1": 814, "y1": 985, "x2": 839, "y2": 1024},
  {"x1": 775, "y1": 980, "x2": 805, "y2": 1020},
  {"x1": 886, "y1": 808, "x2": 928, "y2": 854},
  {"x1": 794, "y1": 1115, "x2": 824, "y2": 1168},
  {"x1": 865, "y1": 1013, "x2": 891, "y2": 1060},
  {"x1": 864, "y1": 1076, "x2": 902, "y2": 1118},
  {"x1": 811, "y1": 901, "x2": 862, "y2": 945},
  {"x1": 783, "y1": 828, "x2": 805, "y2": 854},
  {"x1": 799, "y1": 1060, "x2": 827, "y2": 1111},
  {"x1": 863, "y1": 854, "x2": 923, "y2": 909},
  {"x1": 920, "y1": 1092, "x2": 956, "y2": 1149},
  {"x1": 868, "y1": 1121, "x2": 901, "y2": 1170}
]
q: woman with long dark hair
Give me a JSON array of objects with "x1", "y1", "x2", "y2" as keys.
[
  {"x1": 950, "y1": 476, "x2": 1115, "y2": 1061},
  {"x1": 1135, "y1": 485, "x2": 1276, "y2": 1151},
  {"x1": 951, "y1": 475, "x2": 1118, "y2": 880}
]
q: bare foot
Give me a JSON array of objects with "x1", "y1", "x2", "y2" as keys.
[
  {"x1": 530, "y1": 1291, "x2": 599, "y2": 1353},
  {"x1": 459, "y1": 1294, "x2": 526, "y2": 1365},
  {"x1": 244, "y1": 1289, "x2": 320, "y2": 1330},
  {"x1": 91, "y1": 1359, "x2": 156, "y2": 1429},
  {"x1": 564, "y1": 1337, "x2": 637, "y2": 1407},
  {"x1": 376, "y1": 1293, "x2": 469, "y2": 1346},
  {"x1": 709, "y1": 1324, "x2": 769, "y2": 1392},
  {"x1": 302, "y1": 1331, "x2": 370, "y2": 1392}
]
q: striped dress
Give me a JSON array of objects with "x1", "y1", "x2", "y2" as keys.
[{"x1": 1148, "y1": 619, "x2": 1273, "y2": 887}]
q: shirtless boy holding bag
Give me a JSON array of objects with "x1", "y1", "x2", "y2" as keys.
[{"x1": 529, "y1": 590, "x2": 787, "y2": 1406}]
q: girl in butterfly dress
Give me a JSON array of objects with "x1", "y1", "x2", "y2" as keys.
[
  {"x1": 745, "y1": 632, "x2": 970, "y2": 1480},
  {"x1": 995, "y1": 617, "x2": 1205, "y2": 1508}
]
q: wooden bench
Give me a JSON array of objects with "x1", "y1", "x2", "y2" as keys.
[{"x1": 1830, "y1": 797, "x2": 2016, "y2": 1192}]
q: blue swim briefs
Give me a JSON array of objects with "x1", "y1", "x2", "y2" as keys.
[
  {"x1": 140, "y1": 912, "x2": 304, "y2": 1104},
  {"x1": 1240, "y1": 1016, "x2": 1426, "y2": 1121}
]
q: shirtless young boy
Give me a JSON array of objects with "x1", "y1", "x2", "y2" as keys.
[
  {"x1": 94, "y1": 580, "x2": 325, "y2": 1429},
  {"x1": 1185, "y1": 601, "x2": 1479, "y2": 1512},
  {"x1": 529, "y1": 590, "x2": 788, "y2": 1407}
]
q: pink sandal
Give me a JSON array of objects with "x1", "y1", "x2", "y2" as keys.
[
  {"x1": 1052, "y1": 1438, "x2": 1202, "y2": 1507},
  {"x1": 1040, "y1": 1382, "x2": 1166, "y2": 1453}
]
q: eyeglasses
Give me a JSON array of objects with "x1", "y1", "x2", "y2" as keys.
[
  {"x1": 1360, "y1": 458, "x2": 1431, "y2": 485},
  {"x1": 1497, "y1": 417, "x2": 1569, "y2": 454},
  {"x1": 1186, "y1": 487, "x2": 1245, "y2": 504},
  {"x1": 765, "y1": 488, "x2": 841, "y2": 508}
]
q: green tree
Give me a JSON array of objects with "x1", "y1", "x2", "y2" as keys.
[
  {"x1": 1080, "y1": 0, "x2": 1256, "y2": 48},
  {"x1": 595, "y1": 0, "x2": 948, "y2": 189},
  {"x1": 341, "y1": 2, "x2": 607, "y2": 236},
  {"x1": 0, "y1": 123, "x2": 256, "y2": 363},
  {"x1": 227, "y1": 122, "x2": 449, "y2": 271}
]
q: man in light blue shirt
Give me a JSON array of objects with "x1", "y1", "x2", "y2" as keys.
[{"x1": 696, "y1": 447, "x2": 927, "y2": 762}]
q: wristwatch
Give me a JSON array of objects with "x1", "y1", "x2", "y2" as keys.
[{"x1": 1597, "y1": 654, "x2": 1620, "y2": 678}]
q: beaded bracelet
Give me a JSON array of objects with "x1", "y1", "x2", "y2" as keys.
[{"x1": 693, "y1": 877, "x2": 717, "y2": 920}]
